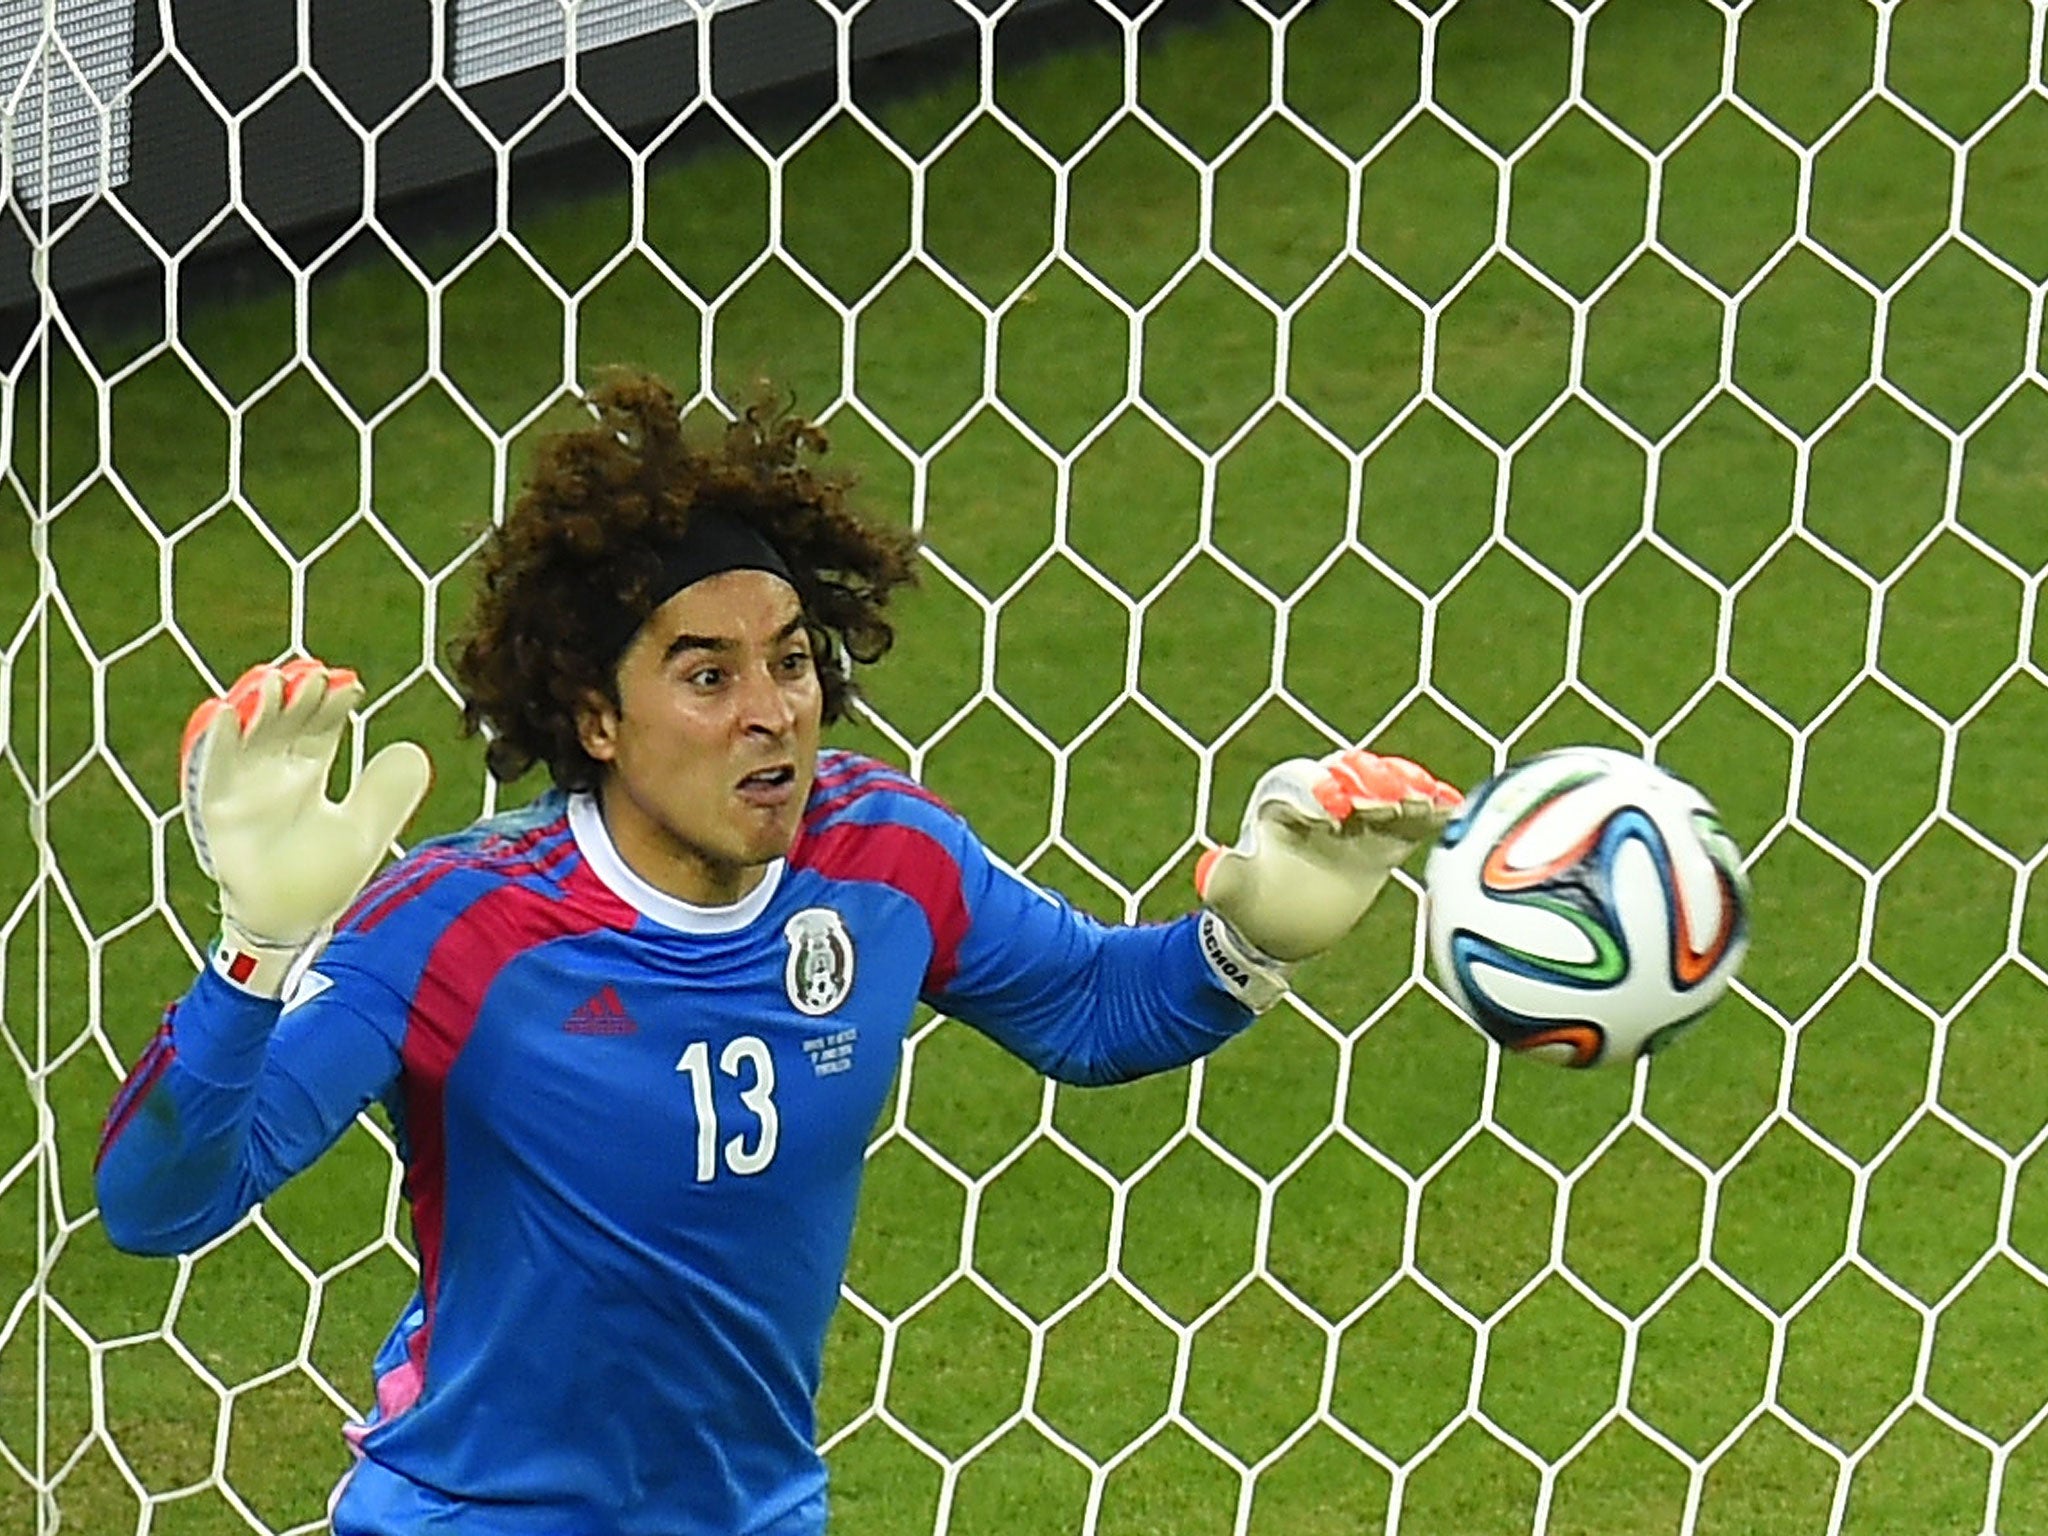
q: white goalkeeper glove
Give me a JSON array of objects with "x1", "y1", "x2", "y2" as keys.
[
  {"x1": 1195, "y1": 749, "x2": 1463, "y2": 1008},
  {"x1": 180, "y1": 660, "x2": 432, "y2": 998}
]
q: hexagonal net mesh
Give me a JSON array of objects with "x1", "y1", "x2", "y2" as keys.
[{"x1": 4, "y1": 1, "x2": 2046, "y2": 1533}]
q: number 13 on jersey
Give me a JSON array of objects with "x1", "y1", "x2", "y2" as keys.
[{"x1": 675, "y1": 1036, "x2": 779, "y2": 1182}]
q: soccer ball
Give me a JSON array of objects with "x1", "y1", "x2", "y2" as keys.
[{"x1": 1423, "y1": 746, "x2": 1751, "y2": 1069}]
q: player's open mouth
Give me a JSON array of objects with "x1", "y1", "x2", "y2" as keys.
[{"x1": 736, "y1": 765, "x2": 797, "y2": 808}]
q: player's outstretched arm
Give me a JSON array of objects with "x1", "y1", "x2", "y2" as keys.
[
  {"x1": 1197, "y1": 748, "x2": 1463, "y2": 982},
  {"x1": 181, "y1": 659, "x2": 432, "y2": 997},
  {"x1": 97, "y1": 660, "x2": 431, "y2": 1255},
  {"x1": 933, "y1": 748, "x2": 1462, "y2": 1086}
]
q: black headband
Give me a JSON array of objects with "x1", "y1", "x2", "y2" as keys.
[{"x1": 602, "y1": 510, "x2": 798, "y2": 663}]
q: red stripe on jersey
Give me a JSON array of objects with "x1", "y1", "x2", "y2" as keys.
[
  {"x1": 343, "y1": 843, "x2": 474, "y2": 935},
  {"x1": 802, "y1": 775, "x2": 949, "y2": 834},
  {"x1": 810, "y1": 752, "x2": 877, "y2": 793},
  {"x1": 794, "y1": 821, "x2": 970, "y2": 993},
  {"x1": 343, "y1": 818, "x2": 574, "y2": 937},
  {"x1": 804, "y1": 753, "x2": 930, "y2": 809},
  {"x1": 399, "y1": 861, "x2": 636, "y2": 1385},
  {"x1": 341, "y1": 816, "x2": 569, "y2": 935},
  {"x1": 96, "y1": 1017, "x2": 176, "y2": 1172}
]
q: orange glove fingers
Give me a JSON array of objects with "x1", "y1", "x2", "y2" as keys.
[
  {"x1": 178, "y1": 660, "x2": 359, "y2": 777},
  {"x1": 1316, "y1": 750, "x2": 1464, "y2": 819}
]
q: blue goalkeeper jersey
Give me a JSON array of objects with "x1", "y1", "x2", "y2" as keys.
[{"x1": 95, "y1": 751, "x2": 1254, "y2": 1536}]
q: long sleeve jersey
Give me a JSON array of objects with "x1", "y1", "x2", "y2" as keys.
[{"x1": 95, "y1": 750, "x2": 1255, "y2": 1536}]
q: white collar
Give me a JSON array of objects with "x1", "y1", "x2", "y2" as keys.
[{"x1": 567, "y1": 792, "x2": 783, "y2": 934}]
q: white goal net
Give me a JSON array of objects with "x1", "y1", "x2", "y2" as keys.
[{"x1": 6, "y1": 1, "x2": 2046, "y2": 1533}]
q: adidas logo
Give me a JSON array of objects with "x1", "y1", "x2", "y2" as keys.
[{"x1": 564, "y1": 985, "x2": 638, "y2": 1036}]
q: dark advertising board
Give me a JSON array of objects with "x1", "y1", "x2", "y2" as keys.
[{"x1": 1, "y1": 0, "x2": 1087, "y2": 322}]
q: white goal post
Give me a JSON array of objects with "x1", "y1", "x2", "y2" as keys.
[{"x1": 6, "y1": 2, "x2": 2046, "y2": 1534}]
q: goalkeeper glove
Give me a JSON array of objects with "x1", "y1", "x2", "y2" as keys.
[
  {"x1": 1196, "y1": 750, "x2": 1463, "y2": 1002},
  {"x1": 180, "y1": 659, "x2": 432, "y2": 998}
]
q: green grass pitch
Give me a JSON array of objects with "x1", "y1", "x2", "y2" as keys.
[{"x1": 5, "y1": 0, "x2": 2048, "y2": 1532}]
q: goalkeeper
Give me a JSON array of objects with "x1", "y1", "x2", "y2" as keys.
[{"x1": 95, "y1": 368, "x2": 1460, "y2": 1536}]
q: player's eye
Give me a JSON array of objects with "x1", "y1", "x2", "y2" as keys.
[
  {"x1": 779, "y1": 648, "x2": 813, "y2": 675},
  {"x1": 685, "y1": 664, "x2": 725, "y2": 689}
]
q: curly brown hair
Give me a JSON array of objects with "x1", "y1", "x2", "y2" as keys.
[{"x1": 450, "y1": 368, "x2": 920, "y2": 790}]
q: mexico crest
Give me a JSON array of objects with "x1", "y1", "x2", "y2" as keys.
[{"x1": 784, "y1": 908, "x2": 855, "y2": 1016}]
